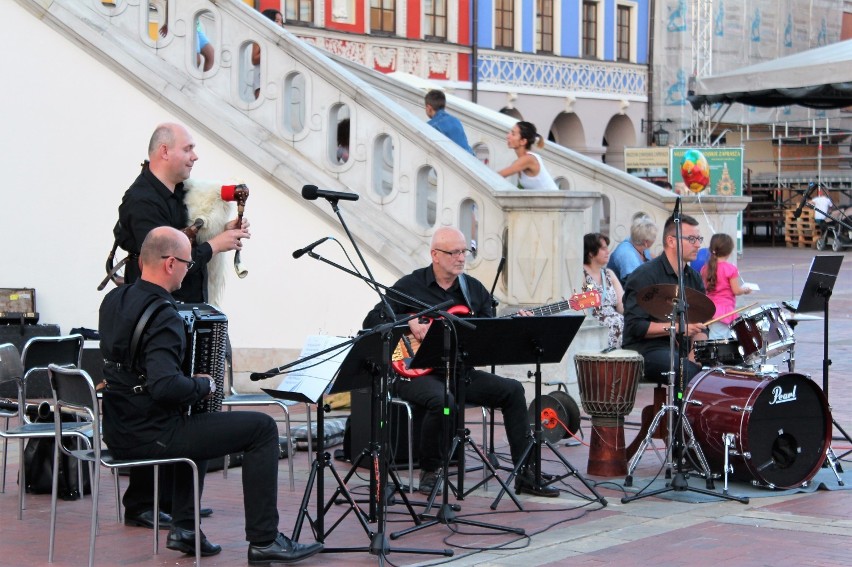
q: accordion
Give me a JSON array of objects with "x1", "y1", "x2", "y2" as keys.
[{"x1": 177, "y1": 303, "x2": 228, "y2": 414}]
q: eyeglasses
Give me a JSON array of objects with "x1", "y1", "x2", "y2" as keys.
[
  {"x1": 161, "y1": 255, "x2": 196, "y2": 270},
  {"x1": 434, "y1": 248, "x2": 472, "y2": 258},
  {"x1": 679, "y1": 235, "x2": 704, "y2": 245}
]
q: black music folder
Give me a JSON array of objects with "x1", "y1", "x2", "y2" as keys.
[
  {"x1": 410, "y1": 315, "x2": 585, "y2": 369},
  {"x1": 785, "y1": 255, "x2": 843, "y2": 313}
]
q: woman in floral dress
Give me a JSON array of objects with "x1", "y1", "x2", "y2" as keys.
[{"x1": 582, "y1": 233, "x2": 625, "y2": 349}]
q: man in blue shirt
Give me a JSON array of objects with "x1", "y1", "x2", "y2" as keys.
[{"x1": 425, "y1": 90, "x2": 474, "y2": 154}]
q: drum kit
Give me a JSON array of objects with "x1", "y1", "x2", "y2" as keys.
[{"x1": 574, "y1": 283, "x2": 833, "y2": 492}]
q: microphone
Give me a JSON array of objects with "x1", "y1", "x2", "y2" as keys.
[
  {"x1": 673, "y1": 196, "x2": 682, "y2": 217},
  {"x1": 302, "y1": 185, "x2": 359, "y2": 202},
  {"x1": 292, "y1": 237, "x2": 331, "y2": 259},
  {"x1": 250, "y1": 372, "x2": 275, "y2": 381},
  {"x1": 793, "y1": 183, "x2": 817, "y2": 219}
]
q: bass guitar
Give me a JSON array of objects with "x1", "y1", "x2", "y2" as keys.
[{"x1": 391, "y1": 289, "x2": 601, "y2": 378}]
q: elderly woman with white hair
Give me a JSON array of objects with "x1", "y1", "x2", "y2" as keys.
[{"x1": 607, "y1": 214, "x2": 659, "y2": 285}]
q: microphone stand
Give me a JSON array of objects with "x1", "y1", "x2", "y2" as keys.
[
  {"x1": 622, "y1": 198, "x2": 747, "y2": 504},
  {"x1": 288, "y1": 196, "x2": 464, "y2": 561},
  {"x1": 485, "y1": 258, "x2": 506, "y2": 471}
]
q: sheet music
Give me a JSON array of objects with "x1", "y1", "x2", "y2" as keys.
[{"x1": 276, "y1": 335, "x2": 352, "y2": 402}]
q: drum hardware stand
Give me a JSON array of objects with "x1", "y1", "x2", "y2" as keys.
[
  {"x1": 622, "y1": 198, "x2": 748, "y2": 505},
  {"x1": 391, "y1": 319, "x2": 527, "y2": 541}
]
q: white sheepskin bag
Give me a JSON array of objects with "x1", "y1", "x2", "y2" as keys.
[{"x1": 182, "y1": 178, "x2": 235, "y2": 309}]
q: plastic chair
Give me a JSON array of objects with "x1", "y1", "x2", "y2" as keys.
[
  {"x1": 0, "y1": 336, "x2": 90, "y2": 519},
  {"x1": 220, "y1": 354, "x2": 311, "y2": 491},
  {"x1": 47, "y1": 364, "x2": 202, "y2": 566}
]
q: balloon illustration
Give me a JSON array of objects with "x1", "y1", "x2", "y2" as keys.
[{"x1": 680, "y1": 149, "x2": 710, "y2": 193}]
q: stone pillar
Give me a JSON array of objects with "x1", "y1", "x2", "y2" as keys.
[{"x1": 490, "y1": 191, "x2": 607, "y2": 394}]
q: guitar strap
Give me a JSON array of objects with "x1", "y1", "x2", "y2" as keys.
[{"x1": 457, "y1": 274, "x2": 474, "y2": 314}]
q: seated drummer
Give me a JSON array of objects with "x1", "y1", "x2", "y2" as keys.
[{"x1": 622, "y1": 214, "x2": 708, "y2": 384}]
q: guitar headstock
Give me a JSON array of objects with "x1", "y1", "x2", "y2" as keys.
[{"x1": 569, "y1": 289, "x2": 602, "y2": 310}]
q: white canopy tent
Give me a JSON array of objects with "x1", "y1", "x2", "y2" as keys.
[{"x1": 689, "y1": 40, "x2": 852, "y2": 110}]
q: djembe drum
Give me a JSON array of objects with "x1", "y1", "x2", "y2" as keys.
[{"x1": 574, "y1": 350, "x2": 644, "y2": 476}]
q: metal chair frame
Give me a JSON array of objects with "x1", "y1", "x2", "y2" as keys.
[
  {"x1": 220, "y1": 354, "x2": 312, "y2": 491},
  {"x1": 47, "y1": 364, "x2": 202, "y2": 566},
  {"x1": 0, "y1": 336, "x2": 88, "y2": 519}
]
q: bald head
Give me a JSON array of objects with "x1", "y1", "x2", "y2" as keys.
[
  {"x1": 430, "y1": 227, "x2": 468, "y2": 286},
  {"x1": 146, "y1": 123, "x2": 198, "y2": 190},
  {"x1": 431, "y1": 227, "x2": 465, "y2": 250},
  {"x1": 140, "y1": 227, "x2": 192, "y2": 292}
]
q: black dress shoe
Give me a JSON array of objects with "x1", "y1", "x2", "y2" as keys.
[
  {"x1": 124, "y1": 510, "x2": 172, "y2": 529},
  {"x1": 515, "y1": 470, "x2": 560, "y2": 498},
  {"x1": 248, "y1": 533, "x2": 323, "y2": 564},
  {"x1": 200, "y1": 507, "x2": 213, "y2": 518},
  {"x1": 166, "y1": 526, "x2": 222, "y2": 557}
]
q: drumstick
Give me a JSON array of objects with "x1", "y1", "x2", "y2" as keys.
[{"x1": 703, "y1": 302, "x2": 759, "y2": 326}]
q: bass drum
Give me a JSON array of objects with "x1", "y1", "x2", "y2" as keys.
[{"x1": 684, "y1": 369, "x2": 830, "y2": 489}]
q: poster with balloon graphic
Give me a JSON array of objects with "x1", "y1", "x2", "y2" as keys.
[{"x1": 669, "y1": 147, "x2": 745, "y2": 254}]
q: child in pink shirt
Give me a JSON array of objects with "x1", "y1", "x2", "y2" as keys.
[{"x1": 701, "y1": 233, "x2": 752, "y2": 340}]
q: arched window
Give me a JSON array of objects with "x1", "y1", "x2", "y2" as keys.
[
  {"x1": 240, "y1": 41, "x2": 261, "y2": 102},
  {"x1": 459, "y1": 198, "x2": 479, "y2": 257},
  {"x1": 282, "y1": 72, "x2": 306, "y2": 134},
  {"x1": 194, "y1": 11, "x2": 216, "y2": 73},
  {"x1": 373, "y1": 134, "x2": 395, "y2": 197},
  {"x1": 330, "y1": 105, "x2": 351, "y2": 165},
  {"x1": 472, "y1": 142, "x2": 490, "y2": 166},
  {"x1": 416, "y1": 166, "x2": 438, "y2": 228}
]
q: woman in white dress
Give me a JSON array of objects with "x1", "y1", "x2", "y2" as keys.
[{"x1": 498, "y1": 121, "x2": 558, "y2": 190}]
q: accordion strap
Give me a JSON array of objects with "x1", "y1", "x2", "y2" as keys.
[{"x1": 130, "y1": 298, "x2": 173, "y2": 373}]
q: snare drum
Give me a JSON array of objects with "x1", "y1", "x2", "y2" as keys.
[
  {"x1": 730, "y1": 304, "x2": 794, "y2": 365},
  {"x1": 684, "y1": 368, "x2": 830, "y2": 488},
  {"x1": 693, "y1": 339, "x2": 745, "y2": 368},
  {"x1": 574, "y1": 350, "x2": 644, "y2": 476}
]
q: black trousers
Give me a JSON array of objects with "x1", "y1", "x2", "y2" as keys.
[
  {"x1": 395, "y1": 369, "x2": 530, "y2": 472},
  {"x1": 112, "y1": 410, "x2": 280, "y2": 543},
  {"x1": 641, "y1": 347, "x2": 702, "y2": 386}
]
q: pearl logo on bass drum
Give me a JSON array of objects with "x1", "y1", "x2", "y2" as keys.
[{"x1": 769, "y1": 384, "x2": 797, "y2": 405}]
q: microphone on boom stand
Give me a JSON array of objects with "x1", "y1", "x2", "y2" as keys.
[{"x1": 793, "y1": 183, "x2": 817, "y2": 219}]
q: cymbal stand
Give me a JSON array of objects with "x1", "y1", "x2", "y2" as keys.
[
  {"x1": 391, "y1": 320, "x2": 525, "y2": 541},
  {"x1": 622, "y1": 198, "x2": 748, "y2": 504},
  {"x1": 489, "y1": 346, "x2": 607, "y2": 510}
]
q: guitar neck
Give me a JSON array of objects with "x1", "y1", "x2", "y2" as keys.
[{"x1": 525, "y1": 300, "x2": 571, "y2": 317}]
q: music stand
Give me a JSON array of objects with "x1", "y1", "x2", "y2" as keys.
[
  {"x1": 267, "y1": 329, "x2": 451, "y2": 558},
  {"x1": 784, "y1": 255, "x2": 849, "y2": 475}
]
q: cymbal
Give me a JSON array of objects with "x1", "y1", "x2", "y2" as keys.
[{"x1": 635, "y1": 284, "x2": 715, "y2": 323}]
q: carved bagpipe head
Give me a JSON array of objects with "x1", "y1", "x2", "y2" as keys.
[{"x1": 221, "y1": 184, "x2": 249, "y2": 207}]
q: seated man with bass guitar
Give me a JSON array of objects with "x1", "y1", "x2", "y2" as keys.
[{"x1": 363, "y1": 227, "x2": 564, "y2": 497}]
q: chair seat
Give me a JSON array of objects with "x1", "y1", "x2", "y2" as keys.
[
  {"x1": 71, "y1": 447, "x2": 196, "y2": 470},
  {"x1": 4, "y1": 421, "x2": 92, "y2": 439},
  {"x1": 223, "y1": 394, "x2": 297, "y2": 406}
]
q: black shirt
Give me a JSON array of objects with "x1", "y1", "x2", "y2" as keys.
[
  {"x1": 115, "y1": 165, "x2": 213, "y2": 302},
  {"x1": 99, "y1": 279, "x2": 211, "y2": 451},
  {"x1": 622, "y1": 253, "x2": 706, "y2": 354},
  {"x1": 363, "y1": 266, "x2": 493, "y2": 329}
]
